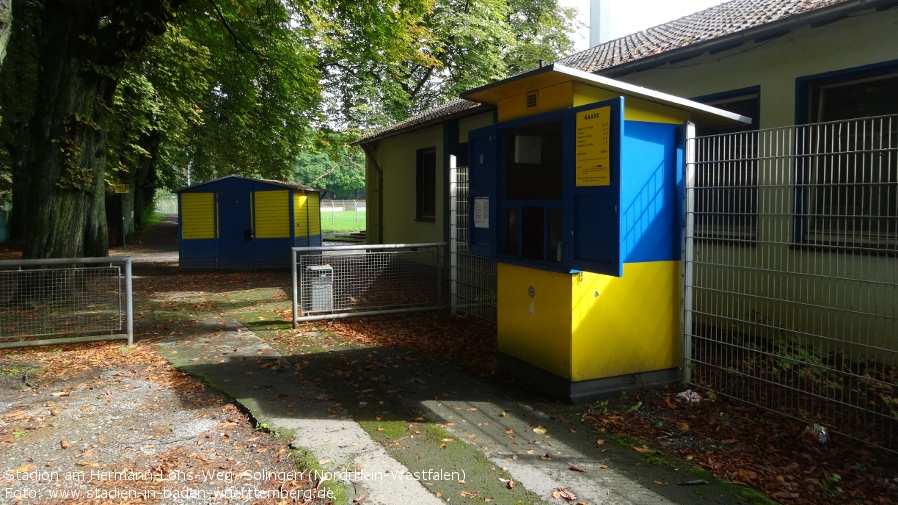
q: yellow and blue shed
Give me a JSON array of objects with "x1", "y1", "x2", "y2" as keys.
[
  {"x1": 176, "y1": 175, "x2": 322, "y2": 270},
  {"x1": 461, "y1": 64, "x2": 749, "y2": 401}
]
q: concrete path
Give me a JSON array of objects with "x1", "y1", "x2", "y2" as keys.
[{"x1": 156, "y1": 314, "x2": 756, "y2": 505}]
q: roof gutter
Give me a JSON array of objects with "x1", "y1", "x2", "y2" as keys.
[{"x1": 601, "y1": 0, "x2": 898, "y2": 78}]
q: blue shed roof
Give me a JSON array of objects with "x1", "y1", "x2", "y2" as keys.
[{"x1": 176, "y1": 174, "x2": 321, "y2": 194}]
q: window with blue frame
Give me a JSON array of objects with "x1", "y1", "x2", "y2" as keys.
[
  {"x1": 469, "y1": 97, "x2": 639, "y2": 276},
  {"x1": 692, "y1": 89, "x2": 760, "y2": 243},
  {"x1": 501, "y1": 119, "x2": 564, "y2": 262},
  {"x1": 797, "y1": 64, "x2": 898, "y2": 251}
]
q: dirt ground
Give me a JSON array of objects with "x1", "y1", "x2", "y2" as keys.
[{"x1": 0, "y1": 321, "x2": 327, "y2": 504}]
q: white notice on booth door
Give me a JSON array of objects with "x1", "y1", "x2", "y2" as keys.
[{"x1": 474, "y1": 197, "x2": 489, "y2": 228}]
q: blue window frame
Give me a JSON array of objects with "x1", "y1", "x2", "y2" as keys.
[
  {"x1": 795, "y1": 62, "x2": 898, "y2": 251},
  {"x1": 469, "y1": 97, "x2": 655, "y2": 276}
]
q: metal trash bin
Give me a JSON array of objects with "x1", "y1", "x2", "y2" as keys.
[{"x1": 305, "y1": 265, "x2": 333, "y2": 313}]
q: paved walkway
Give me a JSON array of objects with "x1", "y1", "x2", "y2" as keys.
[{"x1": 155, "y1": 315, "x2": 751, "y2": 505}]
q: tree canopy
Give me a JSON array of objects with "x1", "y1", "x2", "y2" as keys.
[{"x1": 0, "y1": 0, "x2": 578, "y2": 258}]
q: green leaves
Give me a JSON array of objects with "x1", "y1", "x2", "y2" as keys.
[{"x1": 320, "y1": 0, "x2": 577, "y2": 128}]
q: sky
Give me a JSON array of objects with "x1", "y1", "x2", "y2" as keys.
[{"x1": 559, "y1": 0, "x2": 729, "y2": 52}]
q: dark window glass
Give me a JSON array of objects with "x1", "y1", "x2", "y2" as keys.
[{"x1": 416, "y1": 148, "x2": 436, "y2": 220}]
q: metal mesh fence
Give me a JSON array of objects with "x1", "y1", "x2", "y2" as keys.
[
  {"x1": 685, "y1": 115, "x2": 898, "y2": 452},
  {"x1": 0, "y1": 257, "x2": 133, "y2": 347},
  {"x1": 450, "y1": 165, "x2": 497, "y2": 322},
  {"x1": 292, "y1": 244, "x2": 445, "y2": 323}
]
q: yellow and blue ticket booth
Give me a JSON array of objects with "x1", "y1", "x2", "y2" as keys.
[
  {"x1": 462, "y1": 64, "x2": 748, "y2": 401},
  {"x1": 177, "y1": 175, "x2": 322, "y2": 270}
]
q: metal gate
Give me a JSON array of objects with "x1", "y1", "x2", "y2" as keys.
[
  {"x1": 683, "y1": 115, "x2": 898, "y2": 452},
  {"x1": 0, "y1": 256, "x2": 134, "y2": 347},
  {"x1": 449, "y1": 164, "x2": 497, "y2": 322},
  {"x1": 291, "y1": 243, "x2": 446, "y2": 324}
]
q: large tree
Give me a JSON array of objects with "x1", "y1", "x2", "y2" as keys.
[
  {"x1": 23, "y1": 0, "x2": 185, "y2": 259},
  {"x1": 0, "y1": 1, "x2": 10, "y2": 73}
]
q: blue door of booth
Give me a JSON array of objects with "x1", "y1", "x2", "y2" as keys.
[{"x1": 217, "y1": 192, "x2": 254, "y2": 269}]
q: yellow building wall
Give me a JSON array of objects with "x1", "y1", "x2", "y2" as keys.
[
  {"x1": 370, "y1": 125, "x2": 444, "y2": 245},
  {"x1": 294, "y1": 192, "x2": 321, "y2": 236},
  {"x1": 493, "y1": 80, "x2": 691, "y2": 125},
  {"x1": 180, "y1": 193, "x2": 215, "y2": 239},
  {"x1": 254, "y1": 190, "x2": 290, "y2": 239},
  {"x1": 497, "y1": 82, "x2": 574, "y2": 122},
  {"x1": 571, "y1": 83, "x2": 690, "y2": 124}
]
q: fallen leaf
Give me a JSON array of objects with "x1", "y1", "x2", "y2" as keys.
[
  {"x1": 60, "y1": 440, "x2": 70, "y2": 449},
  {"x1": 533, "y1": 425, "x2": 547, "y2": 435},
  {"x1": 569, "y1": 465, "x2": 586, "y2": 473},
  {"x1": 631, "y1": 445, "x2": 652, "y2": 453},
  {"x1": 552, "y1": 488, "x2": 578, "y2": 501}
]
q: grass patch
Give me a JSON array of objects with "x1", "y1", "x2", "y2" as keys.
[
  {"x1": 0, "y1": 360, "x2": 41, "y2": 384},
  {"x1": 290, "y1": 447, "x2": 349, "y2": 503}
]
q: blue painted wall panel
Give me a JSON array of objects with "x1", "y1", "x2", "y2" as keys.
[
  {"x1": 620, "y1": 121, "x2": 682, "y2": 264},
  {"x1": 180, "y1": 239, "x2": 218, "y2": 269}
]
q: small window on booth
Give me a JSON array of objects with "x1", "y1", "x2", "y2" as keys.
[
  {"x1": 503, "y1": 120, "x2": 563, "y2": 201},
  {"x1": 416, "y1": 147, "x2": 436, "y2": 221},
  {"x1": 500, "y1": 119, "x2": 564, "y2": 263}
]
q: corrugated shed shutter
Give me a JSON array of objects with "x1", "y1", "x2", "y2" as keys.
[
  {"x1": 254, "y1": 190, "x2": 290, "y2": 238},
  {"x1": 181, "y1": 193, "x2": 215, "y2": 239},
  {"x1": 294, "y1": 193, "x2": 321, "y2": 236}
]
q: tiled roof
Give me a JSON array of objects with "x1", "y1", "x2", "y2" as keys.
[
  {"x1": 358, "y1": 0, "x2": 863, "y2": 143},
  {"x1": 354, "y1": 98, "x2": 488, "y2": 145},
  {"x1": 558, "y1": 0, "x2": 848, "y2": 73}
]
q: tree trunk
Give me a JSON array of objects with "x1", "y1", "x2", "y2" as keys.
[
  {"x1": 23, "y1": 4, "x2": 113, "y2": 258},
  {"x1": 132, "y1": 128, "x2": 162, "y2": 231}
]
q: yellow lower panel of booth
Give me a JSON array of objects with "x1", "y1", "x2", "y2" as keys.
[
  {"x1": 497, "y1": 265, "x2": 575, "y2": 380},
  {"x1": 497, "y1": 261, "x2": 680, "y2": 397},
  {"x1": 570, "y1": 261, "x2": 680, "y2": 381}
]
